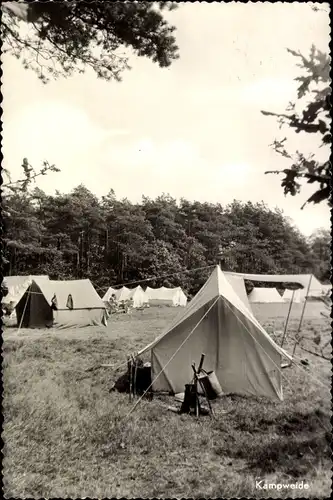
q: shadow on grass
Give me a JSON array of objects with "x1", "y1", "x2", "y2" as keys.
[{"x1": 215, "y1": 408, "x2": 331, "y2": 478}]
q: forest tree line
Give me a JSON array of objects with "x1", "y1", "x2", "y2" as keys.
[{"x1": 2, "y1": 184, "x2": 330, "y2": 296}]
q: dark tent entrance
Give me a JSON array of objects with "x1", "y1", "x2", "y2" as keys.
[{"x1": 16, "y1": 282, "x2": 53, "y2": 328}]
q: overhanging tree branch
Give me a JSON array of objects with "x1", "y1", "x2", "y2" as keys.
[
  {"x1": 3, "y1": 159, "x2": 60, "y2": 194},
  {"x1": 1, "y1": 2, "x2": 180, "y2": 83},
  {"x1": 262, "y1": 45, "x2": 331, "y2": 209}
]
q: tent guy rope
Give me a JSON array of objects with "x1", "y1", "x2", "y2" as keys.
[{"x1": 92, "y1": 264, "x2": 215, "y2": 293}]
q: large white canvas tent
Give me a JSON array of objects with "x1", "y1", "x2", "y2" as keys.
[
  {"x1": 138, "y1": 266, "x2": 291, "y2": 401},
  {"x1": 16, "y1": 279, "x2": 107, "y2": 329},
  {"x1": 145, "y1": 286, "x2": 187, "y2": 307},
  {"x1": 249, "y1": 287, "x2": 284, "y2": 304},
  {"x1": 282, "y1": 289, "x2": 304, "y2": 303}
]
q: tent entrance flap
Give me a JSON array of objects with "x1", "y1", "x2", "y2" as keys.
[{"x1": 16, "y1": 284, "x2": 54, "y2": 328}]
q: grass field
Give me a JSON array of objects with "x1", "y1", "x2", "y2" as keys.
[{"x1": 2, "y1": 301, "x2": 331, "y2": 498}]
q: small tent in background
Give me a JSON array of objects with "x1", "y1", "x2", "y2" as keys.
[
  {"x1": 114, "y1": 286, "x2": 131, "y2": 302},
  {"x1": 305, "y1": 280, "x2": 331, "y2": 300},
  {"x1": 282, "y1": 289, "x2": 304, "y2": 303},
  {"x1": 16, "y1": 279, "x2": 107, "y2": 329},
  {"x1": 138, "y1": 266, "x2": 291, "y2": 400},
  {"x1": 248, "y1": 287, "x2": 284, "y2": 304},
  {"x1": 177, "y1": 287, "x2": 188, "y2": 307},
  {"x1": 2, "y1": 275, "x2": 49, "y2": 325},
  {"x1": 145, "y1": 286, "x2": 187, "y2": 307},
  {"x1": 128, "y1": 285, "x2": 148, "y2": 308},
  {"x1": 103, "y1": 286, "x2": 117, "y2": 302}
]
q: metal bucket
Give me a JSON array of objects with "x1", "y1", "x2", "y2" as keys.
[{"x1": 198, "y1": 371, "x2": 223, "y2": 399}]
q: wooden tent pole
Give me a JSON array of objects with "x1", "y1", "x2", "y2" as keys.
[
  {"x1": 292, "y1": 275, "x2": 313, "y2": 358},
  {"x1": 133, "y1": 354, "x2": 138, "y2": 399},
  {"x1": 281, "y1": 290, "x2": 295, "y2": 348},
  {"x1": 127, "y1": 356, "x2": 132, "y2": 402},
  {"x1": 192, "y1": 362, "x2": 199, "y2": 417}
]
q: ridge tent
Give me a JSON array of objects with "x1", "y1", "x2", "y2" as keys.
[
  {"x1": 16, "y1": 279, "x2": 107, "y2": 329},
  {"x1": 103, "y1": 287, "x2": 117, "y2": 302},
  {"x1": 282, "y1": 289, "x2": 304, "y2": 303},
  {"x1": 248, "y1": 287, "x2": 284, "y2": 304},
  {"x1": 145, "y1": 286, "x2": 187, "y2": 307},
  {"x1": 128, "y1": 286, "x2": 149, "y2": 308},
  {"x1": 138, "y1": 266, "x2": 291, "y2": 401}
]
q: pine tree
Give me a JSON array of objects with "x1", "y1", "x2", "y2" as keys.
[{"x1": 1, "y1": 2, "x2": 179, "y2": 83}]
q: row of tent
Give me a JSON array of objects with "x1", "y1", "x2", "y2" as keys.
[
  {"x1": 2, "y1": 269, "x2": 330, "y2": 404},
  {"x1": 103, "y1": 285, "x2": 188, "y2": 308},
  {"x1": 1, "y1": 272, "x2": 330, "y2": 330},
  {"x1": 1, "y1": 275, "x2": 188, "y2": 328}
]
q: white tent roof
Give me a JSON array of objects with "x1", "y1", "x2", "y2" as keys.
[
  {"x1": 225, "y1": 272, "x2": 324, "y2": 297},
  {"x1": 249, "y1": 287, "x2": 284, "y2": 303},
  {"x1": 36, "y1": 279, "x2": 105, "y2": 309},
  {"x1": 2, "y1": 275, "x2": 49, "y2": 306},
  {"x1": 128, "y1": 285, "x2": 143, "y2": 298},
  {"x1": 114, "y1": 286, "x2": 131, "y2": 302},
  {"x1": 145, "y1": 286, "x2": 187, "y2": 306},
  {"x1": 128, "y1": 286, "x2": 148, "y2": 307},
  {"x1": 103, "y1": 287, "x2": 117, "y2": 302},
  {"x1": 139, "y1": 266, "x2": 291, "y2": 400}
]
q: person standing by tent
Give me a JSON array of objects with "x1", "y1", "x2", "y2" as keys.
[{"x1": 108, "y1": 293, "x2": 118, "y2": 314}]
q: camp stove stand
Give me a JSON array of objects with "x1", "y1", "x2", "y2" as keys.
[
  {"x1": 127, "y1": 352, "x2": 215, "y2": 418},
  {"x1": 180, "y1": 353, "x2": 215, "y2": 418}
]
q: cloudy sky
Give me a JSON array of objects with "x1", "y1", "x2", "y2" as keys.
[{"x1": 2, "y1": 2, "x2": 330, "y2": 236}]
